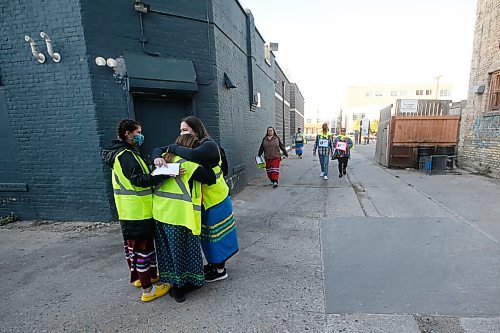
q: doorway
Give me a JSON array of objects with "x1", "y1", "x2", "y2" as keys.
[{"x1": 133, "y1": 96, "x2": 191, "y2": 160}]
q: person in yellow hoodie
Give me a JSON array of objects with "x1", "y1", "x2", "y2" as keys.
[{"x1": 153, "y1": 133, "x2": 216, "y2": 303}]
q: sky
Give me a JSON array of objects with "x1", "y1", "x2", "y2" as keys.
[{"x1": 239, "y1": 0, "x2": 478, "y2": 119}]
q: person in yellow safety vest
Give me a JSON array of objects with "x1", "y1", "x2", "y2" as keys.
[
  {"x1": 153, "y1": 133, "x2": 216, "y2": 303},
  {"x1": 102, "y1": 119, "x2": 171, "y2": 303},
  {"x1": 152, "y1": 116, "x2": 239, "y2": 284},
  {"x1": 313, "y1": 122, "x2": 334, "y2": 180},
  {"x1": 332, "y1": 127, "x2": 354, "y2": 178}
]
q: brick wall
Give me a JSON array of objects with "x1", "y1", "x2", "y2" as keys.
[
  {"x1": 0, "y1": 0, "x2": 303, "y2": 220},
  {"x1": 275, "y1": 64, "x2": 291, "y2": 146},
  {"x1": 290, "y1": 83, "x2": 305, "y2": 137},
  {"x1": 0, "y1": 0, "x2": 109, "y2": 221},
  {"x1": 458, "y1": 0, "x2": 500, "y2": 178}
]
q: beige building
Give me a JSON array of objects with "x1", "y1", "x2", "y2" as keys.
[
  {"x1": 304, "y1": 109, "x2": 330, "y2": 137},
  {"x1": 341, "y1": 82, "x2": 454, "y2": 132},
  {"x1": 458, "y1": 0, "x2": 500, "y2": 178}
]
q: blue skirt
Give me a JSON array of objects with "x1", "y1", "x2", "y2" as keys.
[
  {"x1": 295, "y1": 142, "x2": 304, "y2": 155},
  {"x1": 201, "y1": 196, "x2": 239, "y2": 264}
]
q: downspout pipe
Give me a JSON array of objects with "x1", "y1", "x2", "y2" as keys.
[
  {"x1": 24, "y1": 36, "x2": 45, "y2": 63},
  {"x1": 40, "y1": 32, "x2": 61, "y2": 62}
]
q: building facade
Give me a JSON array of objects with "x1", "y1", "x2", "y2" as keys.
[
  {"x1": 0, "y1": 0, "x2": 302, "y2": 221},
  {"x1": 289, "y1": 83, "x2": 305, "y2": 139},
  {"x1": 458, "y1": 0, "x2": 500, "y2": 178},
  {"x1": 341, "y1": 83, "x2": 454, "y2": 132}
]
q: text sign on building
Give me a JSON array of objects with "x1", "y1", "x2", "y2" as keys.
[{"x1": 400, "y1": 99, "x2": 418, "y2": 113}]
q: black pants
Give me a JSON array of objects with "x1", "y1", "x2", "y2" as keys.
[{"x1": 338, "y1": 157, "x2": 348, "y2": 175}]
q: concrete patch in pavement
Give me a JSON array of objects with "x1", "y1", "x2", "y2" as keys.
[
  {"x1": 326, "y1": 314, "x2": 421, "y2": 333},
  {"x1": 321, "y1": 217, "x2": 500, "y2": 316}
]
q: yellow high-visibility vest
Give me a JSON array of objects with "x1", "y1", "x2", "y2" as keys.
[
  {"x1": 152, "y1": 156, "x2": 202, "y2": 235},
  {"x1": 112, "y1": 149, "x2": 153, "y2": 221},
  {"x1": 202, "y1": 161, "x2": 229, "y2": 210}
]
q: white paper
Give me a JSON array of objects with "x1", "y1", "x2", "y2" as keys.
[
  {"x1": 335, "y1": 141, "x2": 348, "y2": 151},
  {"x1": 255, "y1": 156, "x2": 265, "y2": 164},
  {"x1": 151, "y1": 163, "x2": 180, "y2": 176}
]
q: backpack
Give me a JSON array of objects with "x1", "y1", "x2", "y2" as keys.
[
  {"x1": 219, "y1": 146, "x2": 229, "y2": 176},
  {"x1": 295, "y1": 132, "x2": 303, "y2": 142}
]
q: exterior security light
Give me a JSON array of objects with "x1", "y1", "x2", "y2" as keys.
[
  {"x1": 95, "y1": 57, "x2": 106, "y2": 66},
  {"x1": 106, "y1": 58, "x2": 117, "y2": 68}
]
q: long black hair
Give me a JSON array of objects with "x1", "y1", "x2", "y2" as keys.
[
  {"x1": 264, "y1": 126, "x2": 277, "y2": 139},
  {"x1": 116, "y1": 119, "x2": 140, "y2": 140}
]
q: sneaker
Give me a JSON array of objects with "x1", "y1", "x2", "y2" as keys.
[
  {"x1": 205, "y1": 268, "x2": 228, "y2": 283},
  {"x1": 343, "y1": 170, "x2": 347, "y2": 175},
  {"x1": 324, "y1": 175, "x2": 328, "y2": 180},
  {"x1": 133, "y1": 276, "x2": 160, "y2": 288},
  {"x1": 273, "y1": 182, "x2": 278, "y2": 188},
  {"x1": 141, "y1": 283, "x2": 170, "y2": 302},
  {"x1": 339, "y1": 174, "x2": 342, "y2": 178},
  {"x1": 174, "y1": 287, "x2": 187, "y2": 303},
  {"x1": 320, "y1": 172, "x2": 324, "y2": 177}
]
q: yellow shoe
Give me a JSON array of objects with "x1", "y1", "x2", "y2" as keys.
[
  {"x1": 133, "y1": 276, "x2": 160, "y2": 288},
  {"x1": 141, "y1": 283, "x2": 171, "y2": 302}
]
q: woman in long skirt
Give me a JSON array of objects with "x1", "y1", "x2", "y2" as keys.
[{"x1": 258, "y1": 127, "x2": 288, "y2": 188}]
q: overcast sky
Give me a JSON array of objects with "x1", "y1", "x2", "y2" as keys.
[{"x1": 239, "y1": 0, "x2": 477, "y2": 118}]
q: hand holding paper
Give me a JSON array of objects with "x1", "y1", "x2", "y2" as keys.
[{"x1": 151, "y1": 163, "x2": 180, "y2": 176}]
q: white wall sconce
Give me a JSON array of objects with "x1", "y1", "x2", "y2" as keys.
[
  {"x1": 24, "y1": 35, "x2": 45, "y2": 63},
  {"x1": 95, "y1": 57, "x2": 117, "y2": 68},
  {"x1": 40, "y1": 32, "x2": 61, "y2": 62},
  {"x1": 95, "y1": 56, "x2": 106, "y2": 66}
]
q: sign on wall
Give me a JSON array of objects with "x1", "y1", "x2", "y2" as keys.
[{"x1": 400, "y1": 99, "x2": 418, "y2": 113}]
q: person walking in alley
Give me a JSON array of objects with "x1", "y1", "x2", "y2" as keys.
[
  {"x1": 313, "y1": 123, "x2": 333, "y2": 180},
  {"x1": 102, "y1": 119, "x2": 171, "y2": 302},
  {"x1": 333, "y1": 127, "x2": 354, "y2": 178},
  {"x1": 152, "y1": 116, "x2": 239, "y2": 284},
  {"x1": 294, "y1": 128, "x2": 305, "y2": 159},
  {"x1": 153, "y1": 133, "x2": 216, "y2": 303},
  {"x1": 258, "y1": 126, "x2": 289, "y2": 188}
]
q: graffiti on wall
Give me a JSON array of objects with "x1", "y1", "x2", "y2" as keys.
[{"x1": 473, "y1": 114, "x2": 500, "y2": 147}]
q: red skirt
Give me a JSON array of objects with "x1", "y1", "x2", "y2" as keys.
[{"x1": 265, "y1": 158, "x2": 281, "y2": 182}]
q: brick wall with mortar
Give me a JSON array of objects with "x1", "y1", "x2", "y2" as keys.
[
  {"x1": 290, "y1": 83, "x2": 305, "y2": 138},
  {"x1": 458, "y1": 0, "x2": 500, "y2": 178},
  {"x1": 0, "y1": 0, "x2": 290, "y2": 220},
  {"x1": 275, "y1": 63, "x2": 291, "y2": 146},
  {"x1": 0, "y1": 0, "x2": 109, "y2": 221}
]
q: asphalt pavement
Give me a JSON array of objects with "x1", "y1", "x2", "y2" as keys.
[{"x1": 1, "y1": 142, "x2": 499, "y2": 332}]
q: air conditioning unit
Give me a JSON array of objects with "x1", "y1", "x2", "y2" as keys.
[{"x1": 253, "y1": 92, "x2": 261, "y2": 108}]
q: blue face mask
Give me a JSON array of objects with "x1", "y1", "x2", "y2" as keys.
[{"x1": 132, "y1": 134, "x2": 144, "y2": 146}]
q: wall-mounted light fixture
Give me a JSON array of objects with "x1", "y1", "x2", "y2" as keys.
[
  {"x1": 40, "y1": 32, "x2": 61, "y2": 62},
  {"x1": 95, "y1": 57, "x2": 106, "y2": 66},
  {"x1": 95, "y1": 57, "x2": 118, "y2": 68},
  {"x1": 24, "y1": 36, "x2": 45, "y2": 63}
]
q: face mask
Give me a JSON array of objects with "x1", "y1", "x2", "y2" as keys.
[{"x1": 132, "y1": 134, "x2": 144, "y2": 146}]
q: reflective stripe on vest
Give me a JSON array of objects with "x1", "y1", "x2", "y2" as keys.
[
  {"x1": 112, "y1": 149, "x2": 153, "y2": 220},
  {"x1": 202, "y1": 160, "x2": 229, "y2": 210},
  {"x1": 153, "y1": 157, "x2": 202, "y2": 234}
]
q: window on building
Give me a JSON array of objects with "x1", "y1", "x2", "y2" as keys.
[
  {"x1": 316, "y1": 118, "x2": 321, "y2": 123},
  {"x1": 365, "y1": 91, "x2": 372, "y2": 97},
  {"x1": 489, "y1": 71, "x2": 500, "y2": 111},
  {"x1": 400, "y1": 90, "x2": 407, "y2": 96},
  {"x1": 306, "y1": 118, "x2": 311, "y2": 124},
  {"x1": 416, "y1": 89, "x2": 423, "y2": 95},
  {"x1": 425, "y1": 89, "x2": 432, "y2": 95},
  {"x1": 375, "y1": 91, "x2": 383, "y2": 96},
  {"x1": 439, "y1": 89, "x2": 449, "y2": 97},
  {"x1": 390, "y1": 90, "x2": 398, "y2": 96}
]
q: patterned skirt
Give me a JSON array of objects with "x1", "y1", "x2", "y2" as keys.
[
  {"x1": 123, "y1": 237, "x2": 157, "y2": 287},
  {"x1": 295, "y1": 142, "x2": 304, "y2": 155},
  {"x1": 265, "y1": 157, "x2": 281, "y2": 182},
  {"x1": 201, "y1": 196, "x2": 239, "y2": 264},
  {"x1": 154, "y1": 222, "x2": 205, "y2": 288}
]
